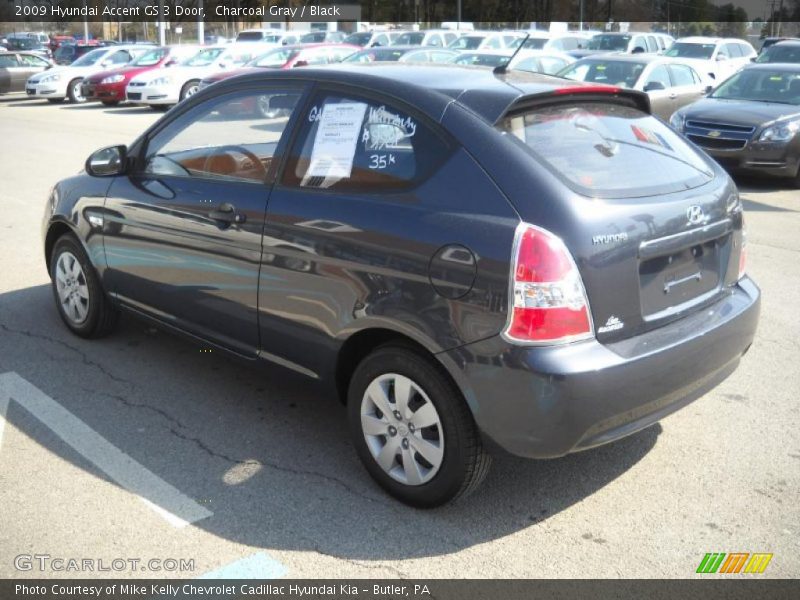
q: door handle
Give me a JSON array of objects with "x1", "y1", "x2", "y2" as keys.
[
  {"x1": 669, "y1": 93, "x2": 677, "y2": 99},
  {"x1": 208, "y1": 203, "x2": 246, "y2": 225}
]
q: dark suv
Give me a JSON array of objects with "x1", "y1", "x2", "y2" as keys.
[{"x1": 42, "y1": 66, "x2": 760, "y2": 506}]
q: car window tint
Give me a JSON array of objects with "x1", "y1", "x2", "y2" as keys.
[
  {"x1": 144, "y1": 90, "x2": 301, "y2": 184},
  {"x1": 0, "y1": 54, "x2": 18, "y2": 67},
  {"x1": 669, "y1": 63, "x2": 696, "y2": 86},
  {"x1": 283, "y1": 93, "x2": 451, "y2": 192},
  {"x1": 498, "y1": 102, "x2": 713, "y2": 198},
  {"x1": 645, "y1": 65, "x2": 672, "y2": 88}
]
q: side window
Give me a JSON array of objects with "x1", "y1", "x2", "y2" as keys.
[
  {"x1": 428, "y1": 34, "x2": 442, "y2": 47},
  {"x1": 739, "y1": 43, "x2": 753, "y2": 57},
  {"x1": 724, "y1": 43, "x2": 742, "y2": 58},
  {"x1": 445, "y1": 33, "x2": 457, "y2": 45},
  {"x1": 19, "y1": 54, "x2": 47, "y2": 67},
  {"x1": 631, "y1": 36, "x2": 646, "y2": 52},
  {"x1": 485, "y1": 36, "x2": 501, "y2": 49},
  {"x1": 644, "y1": 65, "x2": 672, "y2": 88},
  {"x1": 646, "y1": 36, "x2": 658, "y2": 52},
  {"x1": 669, "y1": 64, "x2": 696, "y2": 87},
  {"x1": 109, "y1": 50, "x2": 131, "y2": 65},
  {"x1": 144, "y1": 89, "x2": 302, "y2": 184},
  {"x1": 374, "y1": 34, "x2": 388, "y2": 46},
  {"x1": 302, "y1": 48, "x2": 331, "y2": 65},
  {"x1": 282, "y1": 93, "x2": 451, "y2": 192},
  {"x1": 0, "y1": 54, "x2": 19, "y2": 67}
]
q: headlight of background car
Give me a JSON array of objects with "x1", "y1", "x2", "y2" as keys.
[
  {"x1": 100, "y1": 74, "x2": 125, "y2": 84},
  {"x1": 38, "y1": 73, "x2": 61, "y2": 83},
  {"x1": 669, "y1": 112, "x2": 685, "y2": 132},
  {"x1": 149, "y1": 76, "x2": 172, "y2": 86},
  {"x1": 758, "y1": 119, "x2": 800, "y2": 143}
]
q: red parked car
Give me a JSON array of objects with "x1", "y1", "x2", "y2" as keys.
[{"x1": 81, "y1": 45, "x2": 200, "y2": 105}]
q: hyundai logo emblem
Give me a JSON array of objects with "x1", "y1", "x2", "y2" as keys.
[{"x1": 686, "y1": 205, "x2": 706, "y2": 226}]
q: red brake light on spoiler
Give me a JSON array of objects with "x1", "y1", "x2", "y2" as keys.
[{"x1": 504, "y1": 223, "x2": 594, "y2": 345}]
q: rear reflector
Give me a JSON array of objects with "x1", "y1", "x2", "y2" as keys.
[
  {"x1": 504, "y1": 223, "x2": 594, "y2": 345},
  {"x1": 738, "y1": 217, "x2": 747, "y2": 280}
]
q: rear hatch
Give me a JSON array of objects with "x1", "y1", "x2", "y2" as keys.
[{"x1": 496, "y1": 91, "x2": 744, "y2": 343}]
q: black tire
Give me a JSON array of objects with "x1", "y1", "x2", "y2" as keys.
[
  {"x1": 46, "y1": 98, "x2": 64, "y2": 104},
  {"x1": 347, "y1": 344, "x2": 491, "y2": 507},
  {"x1": 50, "y1": 234, "x2": 119, "y2": 338},
  {"x1": 67, "y1": 78, "x2": 85, "y2": 103},
  {"x1": 101, "y1": 100, "x2": 120, "y2": 106},
  {"x1": 179, "y1": 80, "x2": 199, "y2": 101}
]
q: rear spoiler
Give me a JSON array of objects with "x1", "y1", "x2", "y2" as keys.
[{"x1": 501, "y1": 85, "x2": 652, "y2": 121}]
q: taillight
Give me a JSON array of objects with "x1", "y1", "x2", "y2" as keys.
[
  {"x1": 738, "y1": 218, "x2": 747, "y2": 280},
  {"x1": 504, "y1": 223, "x2": 594, "y2": 344}
]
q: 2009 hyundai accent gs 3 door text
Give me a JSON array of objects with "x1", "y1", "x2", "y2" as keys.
[{"x1": 41, "y1": 65, "x2": 760, "y2": 507}]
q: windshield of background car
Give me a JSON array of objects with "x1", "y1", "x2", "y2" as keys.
[
  {"x1": 395, "y1": 32, "x2": 424, "y2": 45},
  {"x1": 237, "y1": 32, "x2": 264, "y2": 42},
  {"x1": 497, "y1": 102, "x2": 713, "y2": 198},
  {"x1": 711, "y1": 68, "x2": 800, "y2": 104},
  {"x1": 251, "y1": 47, "x2": 298, "y2": 67},
  {"x1": 587, "y1": 35, "x2": 630, "y2": 51},
  {"x1": 343, "y1": 48, "x2": 406, "y2": 62},
  {"x1": 559, "y1": 60, "x2": 646, "y2": 88},
  {"x1": 72, "y1": 48, "x2": 106, "y2": 66},
  {"x1": 522, "y1": 38, "x2": 548, "y2": 49},
  {"x1": 453, "y1": 53, "x2": 509, "y2": 67},
  {"x1": 131, "y1": 48, "x2": 167, "y2": 66},
  {"x1": 182, "y1": 48, "x2": 225, "y2": 67},
  {"x1": 345, "y1": 32, "x2": 373, "y2": 46},
  {"x1": 449, "y1": 36, "x2": 485, "y2": 50},
  {"x1": 55, "y1": 46, "x2": 76, "y2": 60},
  {"x1": 756, "y1": 45, "x2": 800, "y2": 63},
  {"x1": 665, "y1": 43, "x2": 716, "y2": 59}
]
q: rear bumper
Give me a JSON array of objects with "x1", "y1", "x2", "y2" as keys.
[{"x1": 441, "y1": 278, "x2": 760, "y2": 458}]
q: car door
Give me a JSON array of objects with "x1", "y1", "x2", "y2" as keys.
[
  {"x1": 641, "y1": 63, "x2": 675, "y2": 120},
  {"x1": 103, "y1": 83, "x2": 308, "y2": 356},
  {"x1": 0, "y1": 53, "x2": 19, "y2": 92},
  {"x1": 667, "y1": 63, "x2": 706, "y2": 113},
  {"x1": 257, "y1": 89, "x2": 460, "y2": 378},
  {"x1": 16, "y1": 53, "x2": 50, "y2": 90}
]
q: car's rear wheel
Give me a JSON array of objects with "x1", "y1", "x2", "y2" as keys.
[
  {"x1": 50, "y1": 234, "x2": 118, "y2": 338},
  {"x1": 101, "y1": 100, "x2": 120, "y2": 106},
  {"x1": 67, "y1": 78, "x2": 85, "y2": 103},
  {"x1": 180, "y1": 80, "x2": 200, "y2": 101},
  {"x1": 347, "y1": 344, "x2": 491, "y2": 507}
]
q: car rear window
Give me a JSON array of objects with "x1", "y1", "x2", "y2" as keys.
[{"x1": 497, "y1": 102, "x2": 714, "y2": 198}]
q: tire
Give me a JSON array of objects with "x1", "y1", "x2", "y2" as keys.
[
  {"x1": 50, "y1": 234, "x2": 119, "y2": 338},
  {"x1": 347, "y1": 344, "x2": 491, "y2": 507},
  {"x1": 101, "y1": 100, "x2": 120, "y2": 106},
  {"x1": 46, "y1": 98, "x2": 64, "y2": 104},
  {"x1": 179, "y1": 80, "x2": 200, "y2": 101},
  {"x1": 67, "y1": 78, "x2": 85, "y2": 103}
]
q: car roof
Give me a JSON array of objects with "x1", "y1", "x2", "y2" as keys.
[
  {"x1": 743, "y1": 62, "x2": 800, "y2": 73},
  {"x1": 575, "y1": 53, "x2": 661, "y2": 63},
  {"x1": 772, "y1": 40, "x2": 800, "y2": 47},
  {"x1": 212, "y1": 63, "x2": 613, "y2": 123}
]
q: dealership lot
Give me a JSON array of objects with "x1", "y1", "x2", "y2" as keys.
[{"x1": 0, "y1": 97, "x2": 798, "y2": 578}]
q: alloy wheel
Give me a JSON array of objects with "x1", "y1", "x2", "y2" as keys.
[{"x1": 55, "y1": 251, "x2": 89, "y2": 324}]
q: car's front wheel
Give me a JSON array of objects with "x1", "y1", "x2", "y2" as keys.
[
  {"x1": 67, "y1": 78, "x2": 85, "y2": 103},
  {"x1": 50, "y1": 234, "x2": 118, "y2": 338},
  {"x1": 180, "y1": 80, "x2": 199, "y2": 101},
  {"x1": 347, "y1": 344, "x2": 491, "y2": 507}
]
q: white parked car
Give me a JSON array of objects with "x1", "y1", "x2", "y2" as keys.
[
  {"x1": 236, "y1": 30, "x2": 301, "y2": 46},
  {"x1": 508, "y1": 50, "x2": 576, "y2": 75},
  {"x1": 25, "y1": 45, "x2": 145, "y2": 103},
  {"x1": 394, "y1": 30, "x2": 460, "y2": 48},
  {"x1": 516, "y1": 32, "x2": 592, "y2": 52},
  {"x1": 448, "y1": 31, "x2": 524, "y2": 51},
  {"x1": 125, "y1": 44, "x2": 269, "y2": 109},
  {"x1": 663, "y1": 37, "x2": 757, "y2": 82}
]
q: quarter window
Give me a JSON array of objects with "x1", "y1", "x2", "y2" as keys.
[
  {"x1": 283, "y1": 93, "x2": 451, "y2": 191},
  {"x1": 644, "y1": 65, "x2": 672, "y2": 88},
  {"x1": 143, "y1": 89, "x2": 301, "y2": 184},
  {"x1": 669, "y1": 64, "x2": 697, "y2": 87}
]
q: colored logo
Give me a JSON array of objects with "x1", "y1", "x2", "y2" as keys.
[{"x1": 696, "y1": 553, "x2": 773, "y2": 574}]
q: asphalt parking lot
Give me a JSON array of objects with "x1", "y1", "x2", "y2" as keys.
[{"x1": 0, "y1": 95, "x2": 798, "y2": 579}]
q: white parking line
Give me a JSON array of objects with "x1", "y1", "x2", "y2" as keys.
[{"x1": 0, "y1": 371, "x2": 212, "y2": 528}]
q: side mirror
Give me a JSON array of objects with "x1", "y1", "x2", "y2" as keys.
[
  {"x1": 644, "y1": 81, "x2": 666, "y2": 92},
  {"x1": 632, "y1": 46, "x2": 645, "y2": 54},
  {"x1": 704, "y1": 85, "x2": 714, "y2": 94},
  {"x1": 86, "y1": 145, "x2": 127, "y2": 177},
  {"x1": 293, "y1": 60, "x2": 309, "y2": 68},
  {"x1": 716, "y1": 54, "x2": 728, "y2": 61},
  {"x1": 165, "y1": 59, "x2": 177, "y2": 67},
  {"x1": 101, "y1": 59, "x2": 112, "y2": 67}
]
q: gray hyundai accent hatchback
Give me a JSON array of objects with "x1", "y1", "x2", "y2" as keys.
[{"x1": 42, "y1": 65, "x2": 760, "y2": 506}]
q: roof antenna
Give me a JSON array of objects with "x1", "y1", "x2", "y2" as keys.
[{"x1": 494, "y1": 33, "x2": 530, "y2": 75}]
